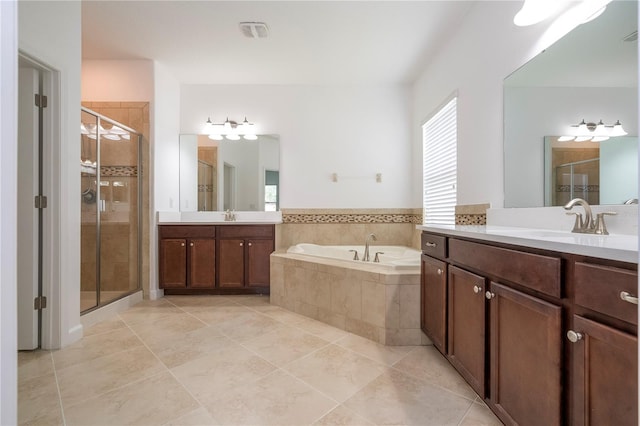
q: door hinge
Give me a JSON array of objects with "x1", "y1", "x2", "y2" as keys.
[
  {"x1": 34, "y1": 195, "x2": 47, "y2": 209},
  {"x1": 34, "y1": 94, "x2": 48, "y2": 108},
  {"x1": 34, "y1": 296, "x2": 47, "y2": 310}
]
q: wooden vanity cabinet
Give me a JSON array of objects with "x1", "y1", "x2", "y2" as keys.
[
  {"x1": 159, "y1": 226, "x2": 216, "y2": 289},
  {"x1": 217, "y1": 225, "x2": 274, "y2": 291},
  {"x1": 420, "y1": 232, "x2": 448, "y2": 354},
  {"x1": 159, "y1": 224, "x2": 274, "y2": 294},
  {"x1": 447, "y1": 265, "x2": 486, "y2": 398},
  {"x1": 569, "y1": 261, "x2": 638, "y2": 426}
]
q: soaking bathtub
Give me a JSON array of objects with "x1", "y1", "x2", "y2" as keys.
[
  {"x1": 271, "y1": 243, "x2": 427, "y2": 346},
  {"x1": 285, "y1": 243, "x2": 421, "y2": 270}
]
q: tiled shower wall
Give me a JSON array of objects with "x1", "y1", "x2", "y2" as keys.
[{"x1": 81, "y1": 102, "x2": 150, "y2": 296}]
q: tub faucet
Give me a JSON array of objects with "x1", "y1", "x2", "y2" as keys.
[
  {"x1": 563, "y1": 198, "x2": 593, "y2": 233},
  {"x1": 363, "y1": 233, "x2": 377, "y2": 262}
]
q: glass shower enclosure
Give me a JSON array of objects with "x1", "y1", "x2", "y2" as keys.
[{"x1": 80, "y1": 108, "x2": 142, "y2": 313}]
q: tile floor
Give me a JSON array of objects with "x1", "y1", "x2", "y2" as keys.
[{"x1": 19, "y1": 295, "x2": 502, "y2": 426}]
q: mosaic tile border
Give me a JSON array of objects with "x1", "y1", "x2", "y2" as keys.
[
  {"x1": 101, "y1": 165, "x2": 137, "y2": 177},
  {"x1": 282, "y1": 213, "x2": 423, "y2": 224},
  {"x1": 455, "y1": 213, "x2": 487, "y2": 225},
  {"x1": 556, "y1": 185, "x2": 599, "y2": 193}
]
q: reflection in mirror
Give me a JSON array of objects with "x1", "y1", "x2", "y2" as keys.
[
  {"x1": 179, "y1": 134, "x2": 280, "y2": 212},
  {"x1": 544, "y1": 136, "x2": 638, "y2": 206},
  {"x1": 504, "y1": 0, "x2": 637, "y2": 207}
]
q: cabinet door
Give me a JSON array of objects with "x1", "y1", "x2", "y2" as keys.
[
  {"x1": 159, "y1": 239, "x2": 187, "y2": 288},
  {"x1": 188, "y1": 239, "x2": 215, "y2": 288},
  {"x1": 448, "y1": 265, "x2": 486, "y2": 397},
  {"x1": 246, "y1": 239, "x2": 273, "y2": 287},
  {"x1": 489, "y1": 282, "x2": 562, "y2": 426},
  {"x1": 421, "y1": 255, "x2": 447, "y2": 353},
  {"x1": 218, "y1": 239, "x2": 244, "y2": 287},
  {"x1": 570, "y1": 315, "x2": 638, "y2": 426}
]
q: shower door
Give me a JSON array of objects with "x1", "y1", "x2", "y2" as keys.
[{"x1": 81, "y1": 108, "x2": 142, "y2": 313}]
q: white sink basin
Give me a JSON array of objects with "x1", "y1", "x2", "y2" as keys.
[
  {"x1": 485, "y1": 226, "x2": 638, "y2": 252},
  {"x1": 157, "y1": 211, "x2": 283, "y2": 224}
]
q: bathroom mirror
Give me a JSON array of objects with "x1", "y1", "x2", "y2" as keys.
[
  {"x1": 503, "y1": 0, "x2": 638, "y2": 207},
  {"x1": 544, "y1": 135, "x2": 638, "y2": 206},
  {"x1": 179, "y1": 134, "x2": 280, "y2": 212}
]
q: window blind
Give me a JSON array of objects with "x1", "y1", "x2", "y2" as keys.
[{"x1": 423, "y1": 97, "x2": 457, "y2": 225}]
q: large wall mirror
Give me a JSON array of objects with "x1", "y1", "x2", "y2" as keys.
[
  {"x1": 179, "y1": 134, "x2": 280, "y2": 212},
  {"x1": 504, "y1": 0, "x2": 638, "y2": 207}
]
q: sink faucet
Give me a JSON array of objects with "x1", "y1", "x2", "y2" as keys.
[
  {"x1": 363, "y1": 233, "x2": 377, "y2": 262},
  {"x1": 563, "y1": 198, "x2": 593, "y2": 233}
]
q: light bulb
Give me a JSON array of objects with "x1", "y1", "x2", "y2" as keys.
[
  {"x1": 610, "y1": 120, "x2": 628, "y2": 137},
  {"x1": 591, "y1": 136, "x2": 609, "y2": 142},
  {"x1": 225, "y1": 133, "x2": 240, "y2": 141},
  {"x1": 574, "y1": 136, "x2": 592, "y2": 142},
  {"x1": 208, "y1": 134, "x2": 224, "y2": 141},
  {"x1": 243, "y1": 134, "x2": 258, "y2": 140},
  {"x1": 558, "y1": 136, "x2": 575, "y2": 142}
]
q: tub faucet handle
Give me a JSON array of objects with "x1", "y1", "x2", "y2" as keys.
[
  {"x1": 349, "y1": 249, "x2": 359, "y2": 261},
  {"x1": 374, "y1": 252, "x2": 384, "y2": 263}
]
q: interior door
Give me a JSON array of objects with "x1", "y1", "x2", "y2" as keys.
[{"x1": 17, "y1": 66, "x2": 40, "y2": 350}]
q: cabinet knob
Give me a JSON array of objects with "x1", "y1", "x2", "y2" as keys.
[
  {"x1": 189, "y1": 242, "x2": 194, "y2": 247},
  {"x1": 425, "y1": 242, "x2": 437, "y2": 248},
  {"x1": 485, "y1": 291, "x2": 495, "y2": 300},
  {"x1": 240, "y1": 242, "x2": 243, "y2": 247},
  {"x1": 620, "y1": 291, "x2": 638, "y2": 305},
  {"x1": 181, "y1": 242, "x2": 185, "y2": 247},
  {"x1": 248, "y1": 242, "x2": 253, "y2": 247},
  {"x1": 473, "y1": 285, "x2": 482, "y2": 294},
  {"x1": 437, "y1": 268, "x2": 442, "y2": 275},
  {"x1": 567, "y1": 330, "x2": 583, "y2": 343}
]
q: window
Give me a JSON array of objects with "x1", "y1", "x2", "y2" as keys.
[
  {"x1": 264, "y1": 170, "x2": 279, "y2": 211},
  {"x1": 422, "y1": 96, "x2": 457, "y2": 225}
]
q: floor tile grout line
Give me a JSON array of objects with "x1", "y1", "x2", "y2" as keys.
[
  {"x1": 49, "y1": 350, "x2": 68, "y2": 426},
  {"x1": 455, "y1": 398, "x2": 477, "y2": 426},
  {"x1": 118, "y1": 316, "x2": 213, "y2": 424}
]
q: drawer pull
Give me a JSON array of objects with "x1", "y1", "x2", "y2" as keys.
[
  {"x1": 437, "y1": 268, "x2": 442, "y2": 275},
  {"x1": 425, "y1": 242, "x2": 437, "y2": 248},
  {"x1": 567, "y1": 330, "x2": 583, "y2": 343},
  {"x1": 620, "y1": 291, "x2": 638, "y2": 305},
  {"x1": 473, "y1": 285, "x2": 482, "y2": 294}
]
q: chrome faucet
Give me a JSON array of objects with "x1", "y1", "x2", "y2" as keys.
[
  {"x1": 563, "y1": 198, "x2": 594, "y2": 233},
  {"x1": 362, "y1": 233, "x2": 377, "y2": 262},
  {"x1": 224, "y1": 209, "x2": 236, "y2": 221}
]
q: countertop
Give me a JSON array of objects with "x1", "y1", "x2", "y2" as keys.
[
  {"x1": 417, "y1": 225, "x2": 638, "y2": 264},
  {"x1": 157, "y1": 211, "x2": 282, "y2": 225}
]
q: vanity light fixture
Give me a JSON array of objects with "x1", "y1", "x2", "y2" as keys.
[
  {"x1": 204, "y1": 116, "x2": 257, "y2": 141},
  {"x1": 560, "y1": 119, "x2": 628, "y2": 142}
]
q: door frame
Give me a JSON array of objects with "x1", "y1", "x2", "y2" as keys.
[{"x1": 18, "y1": 52, "x2": 61, "y2": 349}]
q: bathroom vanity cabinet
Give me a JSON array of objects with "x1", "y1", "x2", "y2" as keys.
[
  {"x1": 158, "y1": 224, "x2": 274, "y2": 294},
  {"x1": 420, "y1": 230, "x2": 638, "y2": 426}
]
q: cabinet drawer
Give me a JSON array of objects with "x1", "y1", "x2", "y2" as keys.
[
  {"x1": 159, "y1": 225, "x2": 215, "y2": 239},
  {"x1": 449, "y1": 239, "x2": 561, "y2": 298},
  {"x1": 574, "y1": 262, "x2": 638, "y2": 325},
  {"x1": 421, "y1": 233, "x2": 447, "y2": 260},
  {"x1": 218, "y1": 225, "x2": 274, "y2": 239}
]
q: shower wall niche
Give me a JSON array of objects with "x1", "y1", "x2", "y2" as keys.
[{"x1": 81, "y1": 107, "x2": 142, "y2": 313}]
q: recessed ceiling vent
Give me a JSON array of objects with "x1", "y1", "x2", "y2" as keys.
[
  {"x1": 623, "y1": 30, "x2": 638, "y2": 42},
  {"x1": 239, "y1": 22, "x2": 269, "y2": 39}
]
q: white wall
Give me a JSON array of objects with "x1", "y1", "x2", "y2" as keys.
[
  {"x1": 412, "y1": 1, "x2": 577, "y2": 208},
  {"x1": 180, "y1": 84, "x2": 413, "y2": 209},
  {"x1": 19, "y1": 0, "x2": 82, "y2": 348},
  {"x1": 0, "y1": 1, "x2": 17, "y2": 422}
]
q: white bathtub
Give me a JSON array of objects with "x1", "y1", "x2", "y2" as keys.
[{"x1": 286, "y1": 243, "x2": 421, "y2": 270}]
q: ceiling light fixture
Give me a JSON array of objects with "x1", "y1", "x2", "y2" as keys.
[
  {"x1": 559, "y1": 119, "x2": 628, "y2": 142},
  {"x1": 81, "y1": 123, "x2": 129, "y2": 141},
  {"x1": 204, "y1": 116, "x2": 258, "y2": 141}
]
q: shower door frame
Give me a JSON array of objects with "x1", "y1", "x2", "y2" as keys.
[{"x1": 81, "y1": 107, "x2": 142, "y2": 314}]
